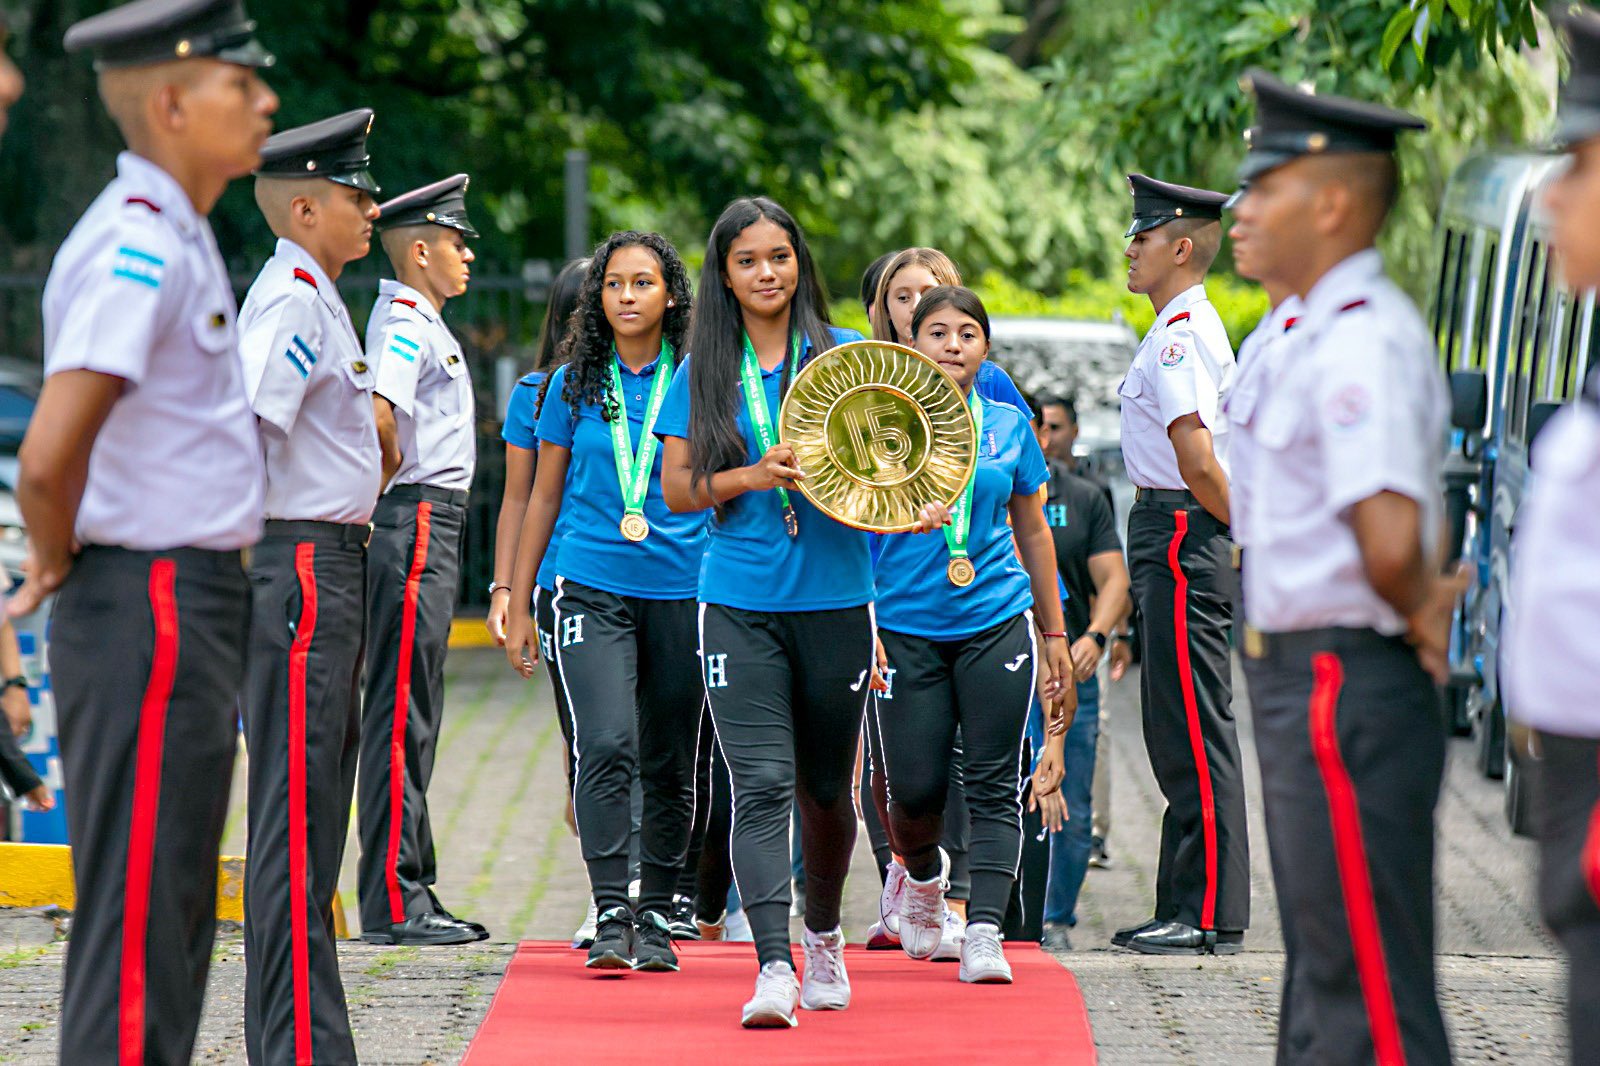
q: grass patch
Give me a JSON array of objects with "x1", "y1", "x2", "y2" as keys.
[
  {"x1": 461, "y1": 716, "x2": 559, "y2": 912},
  {"x1": 0, "y1": 947, "x2": 46, "y2": 970}
]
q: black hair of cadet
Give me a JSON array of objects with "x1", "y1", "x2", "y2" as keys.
[
  {"x1": 550, "y1": 231, "x2": 693, "y2": 423},
  {"x1": 686, "y1": 196, "x2": 835, "y2": 518},
  {"x1": 1036, "y1": 393, "x2": 1078, "y2": 425},
  {"x1": 533, "y1": 257, "x2": 590, "y2": 373},
  {"x1": 860, "y1": 251, "x2": 898, "y2": 313},
  {"x1": 909, "y1": 285, "x2": 990, "y2": 342}
]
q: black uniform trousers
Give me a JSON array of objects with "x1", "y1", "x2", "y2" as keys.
[
  {"x1": 1127, "y1": 498, "x2": 1249, "y2": 933},
  {"x1": 53, "y1": 546, "x2": 249, "y2": 1065},
  {"x1": 551, "y1": 578, "x2": 702, "y2": 917},
  {"x1": 1533, "y1": 730, "x2": 1600, "y2": 1063},
  {"x1": 533, "y1": 585, "x2": 575, "y2": 795},
  {"x1": 679, "y1": 708, "x2": 736, "y2": 918},
  {"x1": 861, "y1": 723, "x2": 973, "y2": 898},
  {"x1": 1243, "y1": 627, "x2": 1449, "y2": 1066},
  {"x1": 358, "y1": 490, "x2": 464, "y2": 932},
  {"x1": 698, "y1": 603, "x2": 873, "y2": 968},
  {"x1": 243, "y1": 526, "x2": 365, "y2": 1066},
  {"x1": 873, "y1": 615, "x2": 1035, "y2": 928}
]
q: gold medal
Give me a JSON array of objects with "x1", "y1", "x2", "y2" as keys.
[
  {"x1": 620, "y1": 513, "x2": 650, "y2": 542},
  {"x1": 947, "y1": 557, "x2": 975, "y2": 587}
]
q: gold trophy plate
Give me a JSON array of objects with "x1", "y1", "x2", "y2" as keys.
[{"x1": 779, "y1": 340, "x2": 977, "y2": 533}]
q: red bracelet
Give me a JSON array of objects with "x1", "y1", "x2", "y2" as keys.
[{"x1": 1041, "y1": 631, "x2": 1068, "y2": 640}]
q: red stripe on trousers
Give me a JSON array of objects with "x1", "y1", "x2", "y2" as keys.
[
  {"x1": 1308, "y1": 653, "x2": 1406, "y2": 1066},
  {"x1": 386, "y1": 502, "x2": 432, "y2": 923},
  {"x1": 1167, "y1": 510, "x2": 1219, "y2": 929},
  {"x1": 1582, "y1": 749, "x2": 1600, "y2": 907},
  {"x1": 119, "y1": 559, "x2": 180, "y2": 1065},
  {"x1": 288, "y1": 543, "x2": 319, "y2": 1065}
]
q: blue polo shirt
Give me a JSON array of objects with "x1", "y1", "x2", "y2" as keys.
[
  {"x1": 653, "y1": 326, "x2": 872, "y2": 613},
  {"x1": 977, "y1": 362, "x2": 1032, "y2": 420},
  {"x1": 871, "y1": 394, "x2": 1049, "y2": 641},
  {"x1": 536, "y1": 357, "x2": 708, "y2": 600},
  {"x1": 503, "y1": 370, "x2": 563, "y2": 591}
]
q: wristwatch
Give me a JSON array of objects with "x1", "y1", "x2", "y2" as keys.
[
  {"x1": 1088, "y1": 630, "x2": 1108, "y2": 650},
  {"x1": 487, "y1": 582, "x2": 511, "y2": 596},
  {"x1": 1112, "y1": 631, "x2": 1133, "y2": 643},
  {"x1": 2, "y1": 675, "x2": 26, "y2": 692}
]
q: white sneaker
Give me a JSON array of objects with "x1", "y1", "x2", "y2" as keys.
[
  {"x1": 800, "y1": 927, "x2": 851, "y2": 1011},
  {"x1": 897, "y1": 850, "x2": 949, "y2": 960},
  {"x1": 571, "y1": 899, "x2": 598, "y2": 950},
  {"x1": 742, "y1": 961, "x2": 800, "y2": 1028},
  {"x1": 864, "y1": 919, "x2": 897, "y2": 949},
  {"x1": 696, "y1": 910, "x2": 727, "y2": 941},
  {"x1": 931, "y1": 908, "x2": 966, "y2": 962},
  {"x1": 724, "y1": 908, "x2": 755, "y2": 942},
  {"x1": 959, "y1": 922, "x2": 1013, "y2": 984},
  {"x1": 879, "y1": 861, "x2": 908, "y2": 939}
]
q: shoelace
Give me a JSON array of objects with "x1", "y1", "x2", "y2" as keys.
[
  {"x1": 882, "y1": 864, "x2": 907, "y2": 910},
  {"x1": 804, "y1": 936, "x2": 844, "y2": 984},
  {"x1": 967, "y1": 928, "x2": 1006, "y2": 967},
  {"x1": 902, "y1": 878, "x2": 944, "y2": 931},
  {"x1": 755, "y1": 962, "x2": 796, "y2": 998}
]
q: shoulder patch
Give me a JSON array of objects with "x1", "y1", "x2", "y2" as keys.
[
  {"x1": 1338, "y1": 299, "x2": 1368, "y2": 314},
  {"x1": 283, "y1": 334, "x2": 317, "y2": 379},
  {"x1": 391, "y1": 297, "x2": 418, "y2": 309},
  {"x1": 387, "y1": 332, "x2": 422, "y2": 364},
  {"x1": 292, "y1": 268, "x2": 318, "y2": 289},
  {"x1": 1159, "y1": 341, "x2": 1187, "y2": 368},
  {"x1": 111, "y1": 245, "x2": 165, "y2": 290},
  {"x1": 123, "y1": 196, "x2": 162, "y2": 214},
  {"x1": 1325, "y1": 384, "x2": 1371, "y2": 429},
  {"x1": 1283, "y1": 316, "x2": 1300, "y2": 332},
  {"x1": 1165, "y1": 311, "x2": 1191, "y2": 327}
]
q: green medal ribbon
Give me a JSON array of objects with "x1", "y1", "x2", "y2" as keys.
[
  {"x1": 739, "y1": 332, "x2": 802, "y2": 537},
  {"x1": 606, "y1": 342, "x2": 674, "y2": 542},
  {"x1": 943, "y1": 391, "x2": 984, "y2": 584}
]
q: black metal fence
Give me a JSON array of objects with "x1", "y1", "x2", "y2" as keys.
[{"x1": 0, "y1": 263, "x2": 559, "y2": 613}]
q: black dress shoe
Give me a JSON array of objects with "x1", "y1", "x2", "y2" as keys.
[
  {"x1": 1111, "y1": 917, "x2": 1162, "y2": 947},
  {"x1": 361, "y1": 912, "x2": 478, "y2": 946},
  {"x1": 1126, "y1": 921, "x2": 1243, "y2": 956},
  {"x1": 427, "y1": 889, "x2": 490, "y2": 941}
]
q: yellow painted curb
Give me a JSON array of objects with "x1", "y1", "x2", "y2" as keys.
[
  {"x1": 449, "y1": 616, "x2": 498, "y2": 649},
  {"x1": 0, "y1": 843, "x2": 347, "y2": 934}
]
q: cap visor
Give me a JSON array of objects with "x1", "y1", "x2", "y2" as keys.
[
  {"x1": 1236, "y1": 150, "x2": 1295, "y2": 184},
  {"x1": 1124, "y1": 216, "x2": 1172, "y2": 238},
  {"x1": 1223, "y1": 187, "x2": 1246, "y2": 210},
  {"x1": 330, "y1": 170, "x2": 381, "y2": 195},
  {"x1": 216, "y1": 37, "x2": 275, "y2": 69}
]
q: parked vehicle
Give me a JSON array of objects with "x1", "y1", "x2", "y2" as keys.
[{"x1": 1430, "y1": 152, "x2": 1599, "y2": 834}]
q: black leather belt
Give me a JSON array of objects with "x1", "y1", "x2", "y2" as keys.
[
  {"x1": 1241, "y1": 624, "x2": 1405, "y2": 663},
  {"x1": 387, "y1": 484, "x2": 469, "y2": 508},
  {"x1": 263, "y1": 519, "x2": 372, "y2": 548},
  {"x1": 1134, "y1": 487, "x2": 1199, "y2": 506}
]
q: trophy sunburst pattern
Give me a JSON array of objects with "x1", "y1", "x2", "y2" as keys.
[{"x1": 779, "y1": 341, "x2": 978, "y2": 533}]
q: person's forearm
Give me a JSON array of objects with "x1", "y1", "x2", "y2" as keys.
[
  {"x1": 1086, "y1": 573, "x2": 1129, "y2": 638},
  {"x1": 0, "y1": 627, "x2": 23, "y2": 679},
  {"x1": 663, "y1": 464, "x2": 751, "y2": 513},
  {"x1": 508, "y1": 486, "x2": 559, "y2": 619},
  {"x1": 16, "y1": 466, "x2": 83, "y2": 571},
  {"x1": 1017, "y1": 526, "x2": 1067, "y2": 634},
  {"x1": 1177, "y1": 454, "x2": 1229, "y2": 525},
  {"x1": 492, "y1": 492, "x2": 529, "y2": 587}
]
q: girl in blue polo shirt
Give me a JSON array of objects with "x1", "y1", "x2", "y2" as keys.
[
  {"x1": 872, "y1": 286, "x2": 1074, "y2": 984},
  {"x1": 655, "y1": 196, "x2": 870, "y2": 1029},
  {"x1": 504, "y1": 232, "x2": 707, "y2": 975}
]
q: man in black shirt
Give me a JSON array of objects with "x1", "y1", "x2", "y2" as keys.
[{"x1": 1033, "y1": 402, "x2": 1131, "y2": 950}]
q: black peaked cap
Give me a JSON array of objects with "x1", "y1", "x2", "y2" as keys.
[
  {"x1": 257, "y1": 109, "x2": 379, "y2": 194},
  {"x1": 375, "y1": 174, "x2": 478, "y2": 238},
  {"x1": 1125, "y1": 174, "x2": 1228, "y2": 238},
  {"x1": 64, "y1": 0, "x2": 273, "y2": 70},
  {"x1": 1557, "y1": 6, "x2": 1600, "y2": 146},
  {"x1": 1236, "y1": 69, "x2": 1426, "y2": 183}
]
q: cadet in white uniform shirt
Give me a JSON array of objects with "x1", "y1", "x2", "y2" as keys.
[
  {"x1": 357, "y1": 174, "x2": 486, "y2": 946},
  {"x1": 1113, "y1": 174, "x2": 1250, "y2": 956},
  {"x1": 13, "y1": 2, "x2": 276, "y2": 1061},
  {"x1": 1229, "y1": 69, "x2": 1462, "y2": 1065},
  {"x1": 1504, "y1": 9, "x2": 1600, "y2": 1058},
  {"x1": 236, "y1": 107, "x2": 383, "y2": 1066}
]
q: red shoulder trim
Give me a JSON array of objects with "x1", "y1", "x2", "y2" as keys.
[
  {"x1": 1338, "y1": 299, "x2": 1368, "y2": 313},
  {"x1": 1283, "y1": 316, "x2": 1300, "y2": 331},
  {"x1": 1166, "y1": 311, "x2": 1191, "y2": 326},
  {"x1": 124, "y1": 196, "x2": 162, "y2": 213},
  {"x1": 292, "y1": 268, "x2": 318, "y2": 289},
  {"x1": 391, "y1": 298, "x2": 418, "y2": 309}
]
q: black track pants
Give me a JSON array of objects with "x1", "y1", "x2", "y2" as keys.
[
  {"x1": 53, "y1": 547, "x2": 249, "y2": 1065},
  {"x1": 863, "y1": 723, "x2": 973, "y2": 898},
  {"x1": 552, "y1": 579, "x2": 702, "y2": 917},
  {"x1": 1128, "y1": 498, "x2": 1249, "y2": 933},
  {"x1": 243, "y1": 531, "x2": 364, "y2": 1065},
  {"x1": 1535, "y1": 730, "x2": 1600, "y2": 1066},
  {"x1": 872, "y1": 614, "x2": 1036, "y2": 927},
  {"x1": 698, "y1": 603, "x2": 873, "y2": 968},
  {"x1": 1244, "y1": 629, "x2": 1448, "y2": 1066},
  {"x1": 358, "y1": 494, "x2": 463, "y2": 932},
  {"x1": 533, "y1": 585, "x2": 575, "y2": 795}
]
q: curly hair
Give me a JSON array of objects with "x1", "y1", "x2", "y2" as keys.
[{"x1": 544, "y1": 231, "x2": 693, "y2": 423}]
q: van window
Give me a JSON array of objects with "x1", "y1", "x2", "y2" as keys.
[
  {"x1": 1530, "y1": 284, "x2": 1562, "y2": 404},
  {"x1": 1508, "y1": 241, "x2": 1547, "y2": 443},
  {"x1": 1472, "y1": 236, "x2": 1497, "y2": 372},
  {"x1": 1444, "y1": 231, "x2": 1469, "y2": 369},
  {"x1": 1556, "y1": 291, "x2": 1585, "y2": 401}
]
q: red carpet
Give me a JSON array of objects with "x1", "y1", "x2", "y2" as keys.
[{"x1": 462, "y1": 940, "x2": 1096, "y2": 1064}]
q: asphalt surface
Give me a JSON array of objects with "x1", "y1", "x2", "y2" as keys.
[{"x1": 0, "y1": 647, "x2": 1567, "y2": 1063}]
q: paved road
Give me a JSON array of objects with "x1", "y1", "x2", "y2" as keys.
[{"x1": 0, "y1": 647, "x2": 1568, "y2": 1062}]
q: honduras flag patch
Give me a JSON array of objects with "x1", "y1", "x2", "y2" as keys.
[{"x1": 111, "y1": 246, "x2": 165, "y2": 289}]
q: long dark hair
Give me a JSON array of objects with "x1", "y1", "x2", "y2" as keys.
[
  {"x1": 533, "y1": 257, "x2": 590, "y2": 372},
  {"x1": 687, "y1": 196, "x2": 834, "y2": 512},
  {"x1": 552, "y1": 232, "x2": 693, "y2": 422},
  {"x1": 911, "y1": 285, "x2": 991, "y2": 341}
]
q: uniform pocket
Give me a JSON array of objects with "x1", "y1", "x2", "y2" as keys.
[
  {"x1": 191, "y1": 307, "x2": 235, "y2": 357},
  {"x1": 1118, "y1": 368, "x2": 1145, "y2": 400}
]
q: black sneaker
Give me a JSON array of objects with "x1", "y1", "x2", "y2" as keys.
[
  {"x1": 633, "y1": 910, "x2": 680, "y2": 972},
  {"x1": 668, "y1": 895, "x2": 700, "y2": 941},
  {"x1": 585, "y1": 907, "x2": 634, "y2": 971}
]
